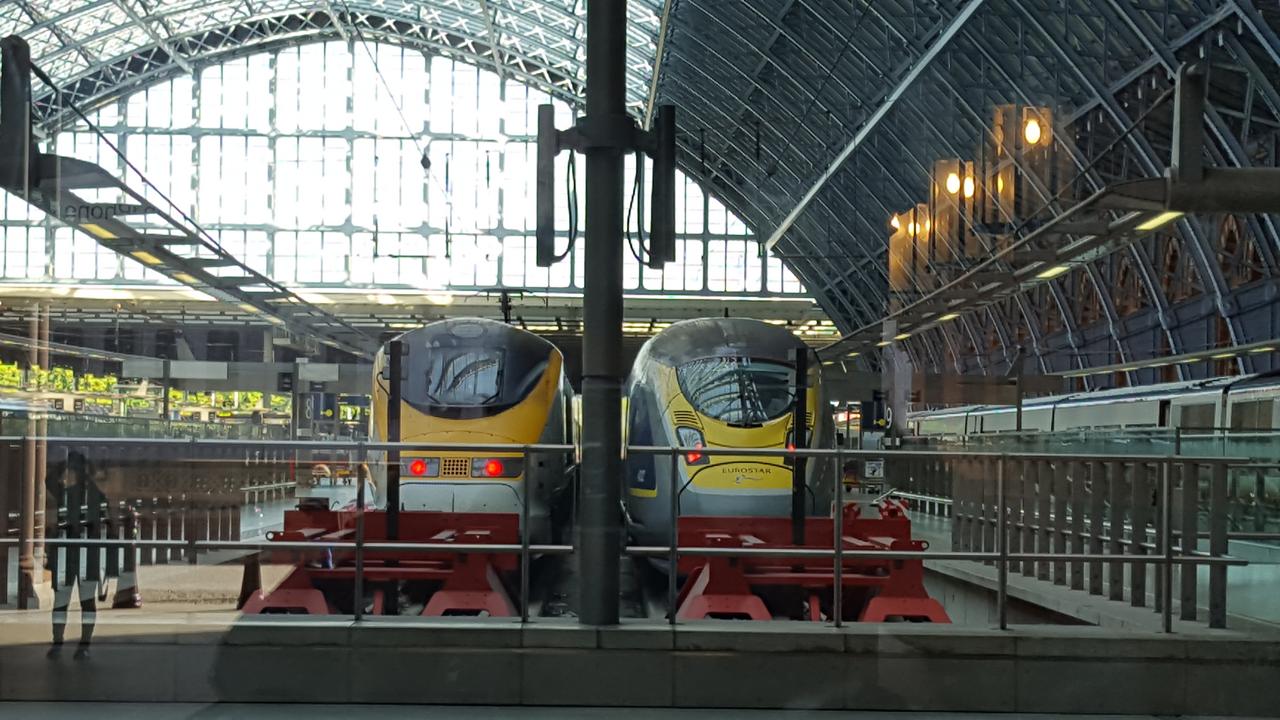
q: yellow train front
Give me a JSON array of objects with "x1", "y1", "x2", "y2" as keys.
[
  {"x1": 371, "y1": 318, "x2": 573, "y2": 544},
  {"x1": 623, "y1": 318, "x2": 833, "y2": 548}
]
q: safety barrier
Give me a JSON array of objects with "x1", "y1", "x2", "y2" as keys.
[{"x1": 0, "y1": 438, "x2": 1257, "y2": 630}]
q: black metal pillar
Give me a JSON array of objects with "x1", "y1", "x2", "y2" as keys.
[
  {"x1": 577, "y1": 0, "x2": 627, "y2": 626},
  {"x1": 791, "y1": 347, "x2": 808, "y2": 545},
  {"x1": 161, "y1": 359, "x2": 171, "y2": 421},
  {"x1": 386, "y1": 339, "x2": 402, "y2": 541}
]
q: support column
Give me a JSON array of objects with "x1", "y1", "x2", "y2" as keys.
[
  {"x1": 577, "y1": 0, "x2": 627, "y2": 626},
  {"x1": 17, "y1": 305, "x2": 39, "y2": 607},
  {"x1": 36, "y1": 302, "x2": 49, "y2": 567}
]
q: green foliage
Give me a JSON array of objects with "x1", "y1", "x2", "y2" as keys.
[{"x1": 0, "y1": 362, "x2": 21, "y2": 388}]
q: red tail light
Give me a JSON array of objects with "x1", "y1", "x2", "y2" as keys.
[
  {"x1": 686, "y1": 442, "x2": 704, "y2": 464},
  {"x1": 786, "y1": 442, "x2": 796, "y2": 452},
  {"x1": 409, "y1": 459, "x2": 427, "y2": 476},
  {"x1": 484, "y1": 459, "x2": 504, "y2": 477}
]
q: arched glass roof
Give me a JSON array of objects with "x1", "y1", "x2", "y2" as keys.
[{"x1": 3, "y1": 0, "x2": 1280, "y2": 379}]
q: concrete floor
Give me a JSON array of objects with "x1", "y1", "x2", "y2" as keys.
[{"x1": 0, "y1": 705, "x2": 1260, "y2": 720}]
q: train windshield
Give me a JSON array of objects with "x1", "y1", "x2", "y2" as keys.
[
  {"x1": 676, "y1": 357, "x2": 795, "y2": 426},
  {"x1": 397, "y1": 340, "x2": 551, "y2": 419},
  {"x1": 423, "y1": 349, "x2": 506, "y2": 406}
]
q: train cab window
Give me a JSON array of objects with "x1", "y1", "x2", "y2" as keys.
[
  {"x1": 403, "y1": 343, "x2": 550, "y2": 419},
  {"x1": 425, "y1": 350, "x2": 505, "y2": 406},
  {"x1": 676, "y1": 357, "x2": 794, "y2": 427}
]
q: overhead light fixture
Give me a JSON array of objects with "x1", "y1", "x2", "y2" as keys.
[
  {"x1": 238, "y1": 303, "x2": 260, "y2": 314},
  {"x1": 425, "y1": 292, "x2": 454, "y2": 306},
  {"x1": 375, "y1": 294, "x2": 397, "y2": 306},
  {"x1": 890, "y1": 214, "x2": 901, "y2": 230},
  {"x1": 1023, "y1": 117, "x2": 1043, "y2": 146},
  {"x1": 1119, "y1": 367, "x2": 1137, "y2": 372},
  {"x1": 876, "y1": 340, "x2": 891, "y2": 347},
  {"x1": 1179, "y1": 356, "x2": 1200, "y2": 364},
  {"x1": 1036, "y1": 264, "x2": 1071, "y2": 280},
  {"x1": 1249, "y1": 346, "x2": 1275, "y2": 354},
  {"x1": 938, "y1": 312, "x2": 960, "y2": 322},
  {"x1": 1136, "y1": 211, "x2": 1184, "y2": 232},
  {"x1": 894, "y1": 332, "x2": 911, "y2": 341},
  {"x1": 129, "y1": 250, "x2": 162, "y2": 266},
  {"x1": 944, "y1": 172, "x2": 961, "y2": 195},
  {"x1": 847, "y1": 352, "x2": 859, "y2": 358},
  {"x1": 997, "y1": 176, "x2": 1005, "y2": 194},
  {"x1": 1211, "y1": 352, "x2": 1235, "y2": 360},
  {"x1": 172, "y1": 272, "x2": 199, "y2": 284},
  {"x1": 962, "y1": 176, "x2": 975, "y2": 199}
]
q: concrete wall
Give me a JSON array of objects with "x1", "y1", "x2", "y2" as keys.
[
  {"x1": 925, "y1": 570, "x2": 1087, "y2": 626},
  {"x1": 0, "y1": 616, "x2": 1276, "y2": 714}
]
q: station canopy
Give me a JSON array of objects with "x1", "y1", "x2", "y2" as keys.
[{"x1": 2, "y1": 1, "x2": 1280, "y2": 376}]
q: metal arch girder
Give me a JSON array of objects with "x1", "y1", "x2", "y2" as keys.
[
  {"x1": 655, "y1": 70, "x2": 890, "y2": 326},
  {"x1": 30, "y1": 16, "x2": 590, "y2": 134},
  {"x1": 1103, "y1": 0, "x2": 1280, "y2": 279},
  {"x1": 655, "y1": 106, "x2": 876, "y2": 328},
  {"x1": 1011, "y1": 1, "x2": 1246, "y2": 355},
  {"x1": 941, "y1": 22, "x2": 1194, "y2": 371},
  {"x1": 657, "y1": 68, "x2": 882, "y2": 277},
  {"x1": 113, "y1": 0, "x2": 195, "y2": 73},
  {"x1": 944, "y1": 24, "x2": 1167, "y2": 370},
  {"x1": 656, "y1": 5, "x2": 863, "y2": 182},
  {"x1": 1215, "y1": 32, "x2": 1280, "y2": 273},
  {"x1": 1230, "y1": 0, "x2": 1280, "y2": 70},
  {"x1": 763, "y1": 0, "x2": 989, "y2": 253},
  {"x1": 23, "y1": 4, "x2": 601, "y2": 130},
  {"x1": 640, "y1": 0, "x2": 674, "y2": 131},
  {"x1": 847, "y1": 57, "x2": 1058, "y2": 372}
]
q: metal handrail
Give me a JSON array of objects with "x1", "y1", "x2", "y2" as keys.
[
  {"x1": 7, "y1": 442, "x2": 1262, "y2": 632},
  {"x1": 0, "y1": 435, "x2": 1254, "y2": 466},
  {"x1": 7, "y1": 536, "x2": 1245, "y2": 564}
]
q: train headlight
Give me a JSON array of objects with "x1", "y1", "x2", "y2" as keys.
[
  {"x1": 471, "y1": 457, "x2": 524, "y2": 478},
  {"x1": 676, "y1": 426, "x2": 708, "y2": 465},
  {"x1": 403, "y1": 457, "x2": 440, "y2": 477}
]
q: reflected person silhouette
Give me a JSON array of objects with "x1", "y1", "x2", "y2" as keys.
[{"x1": 45, "y1": 451, "x2": 105, "y2": 660}]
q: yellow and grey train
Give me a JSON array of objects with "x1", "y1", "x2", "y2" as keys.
[
  {"x1": 623, "y1": 318, "x2": 834, "y2": 547},
  {"x1": 370, "y1": 318, "x2": 574, "y2": 543}
]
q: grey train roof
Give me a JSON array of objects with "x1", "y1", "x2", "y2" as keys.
[
  {"x1": 5, "y1": 1, "x2": 1280, "y2": 382},
  {"x1": 635, "y1": 318, "x2": 809, "y2": 368}
]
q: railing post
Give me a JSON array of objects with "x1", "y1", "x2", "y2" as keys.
[
  {"x1": 833, "y1": 447, "x2": 844, "y2": 628},
  {"x1": 1161, "y1": 459, "x2": 1174, "y2": 633},
  {"x1": 1180, "y1": 460, "x2": 1198, "y2": 621},
  {"x1": 1052, "y1": 460, "x2": 1068, "y2": 585},
  {"x1": 353, "y1": 441, "x2": 366, "y2": 622},
  {"x1": 982, "y1": 457, "x2": 995, "y2": 563},
  {"x1": 1130, "y1": 461, "x2": 1150, "y2": 608},
  {"x1": 1020, "y1": 459, "x2": 1034, "y2": 578},
  {"x1": 1088, "y1": 460, "x2": 1105, "y2": 595},
  {"x1": 520, "y1": 447, "x2": 532, "y2": 624},
  {"x1": 1107, "y1": 461, "x2": 1126, "y2": 601},
  {"x1": 1209, "y1": 460, "x2": 1228, "y2": 629},
  {"x1": 996, "y1": 455, "x2": 1008, "y2": 631},
  {"x1": 1069, "y1": 461, "x2": 1085, "y2": 590},
  {"x1": 668, "y1": 450, "x2": 679, "y2": 625}
]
